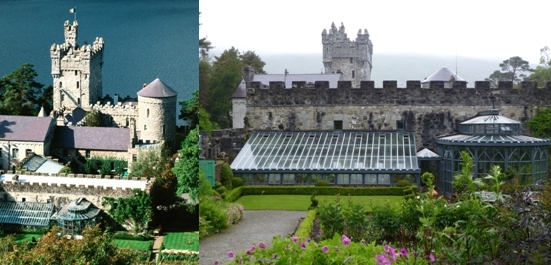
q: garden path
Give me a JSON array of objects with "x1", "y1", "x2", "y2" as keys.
[
  {"x1": 199, "y1": 210, "x2": 306, "y2": 265},
  {"x1": 151, "y1": 235, "x2": 164, "y2": 262}
]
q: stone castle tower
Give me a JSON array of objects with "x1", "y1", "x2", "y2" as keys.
[
  {"x1": 322, "y1": 22, "x2": 373, "y2": 87},
  {"x1": 50, "y1": 20, "x2": 104, "y2": 111}
]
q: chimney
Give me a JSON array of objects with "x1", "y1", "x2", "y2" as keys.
[{"x1": 243, "y1": 66, "x2": 255, "y2": 86}]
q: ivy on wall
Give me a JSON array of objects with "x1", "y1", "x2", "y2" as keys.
[{"x1": 85, "y1": 156, "x2": 127, "y2": 177}]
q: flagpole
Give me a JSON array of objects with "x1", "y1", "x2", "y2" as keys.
[{"x1": 74, "y1": 7, "x2": 76, "y2": 21}]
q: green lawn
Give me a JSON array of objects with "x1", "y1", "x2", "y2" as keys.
[
  {"x1": 14, "y1": 233, "x2": 42, "y2": 243},
  {"x1": 114, "y1": 239, "x2": 153, "y2": 251},
  {"x1": 162, "y1": 232, "x2": 199, "y2": 251},
  {"x1": 235, "y1": 195, "x2": 403, "y2": 211}
]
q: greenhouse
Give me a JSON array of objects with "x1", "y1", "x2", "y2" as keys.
[
  {"x1": 0, "y1": 201, "x2": 55, "y2": 228},
  {"x1": 53, "y1": 198, "x2": 101, "y2": 235},
  {"x1": 231, "y1": 131, "x2": 421, "y2": 186},
  {"x1": 436, "y1": 109, "x2": 551, "y2": 196}
]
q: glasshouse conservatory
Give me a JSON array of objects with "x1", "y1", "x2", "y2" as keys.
[
  {"x1": 0, "y1": 201, "x2": 55, "y2": 229},
  {"x1": 436, "y1": 109, "x2": 551, "y2": 196},
  {"x1": 231, "y1": 131, "x2": 421, "y2": 186},
  {"x1": 53, "y1": 198, "x2": 101, "y2": 235}
]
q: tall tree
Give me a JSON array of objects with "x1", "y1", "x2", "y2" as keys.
[
  {"x1": 240, "y1": 50, "x2": 266, "y2": 74},
  {"x1": 207, "y1": 47, "x2": 244, "y2": 128},
  {"x1": 0, "y1": 63, "x2": 47, "y2": 115},
  {"x1": 180, "y1": 90, "x2": 199, "y2": 128},
  {"x1": 199, "y1": 37, "x2": 214, "y2": 59},
  {"x1": 530, "y1": 46, "x2": 551, "y2": 87},
  {"x1": 173, "y1": 127, "x2": 199, "y2": 207},
  {"x1": 486, "y1": 56, "x2": 532, "y2": 87}
]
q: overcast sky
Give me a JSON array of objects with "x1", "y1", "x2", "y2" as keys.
[{"x1": 200, "y1": 0, "x2": 551, "y2": 64}]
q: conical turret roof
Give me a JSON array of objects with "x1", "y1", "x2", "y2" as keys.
[
  {"x1": 422, "y1": 66, "x2": 465, "y2": 83},
  {"x1": 137, "y1": 78, "x2": 177, "y2": 98}
]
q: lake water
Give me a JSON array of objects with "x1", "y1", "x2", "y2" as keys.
[{"x1": 0, "y1": 0, "x2": 198, "y2": 124}]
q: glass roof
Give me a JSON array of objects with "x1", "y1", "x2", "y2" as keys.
[
  {"x1": 55, "y1": 198, "x2": 100, "y2": 221},
  {"x1": 0, "y1": 202, "x2": 55, "y2": 227},
  {"x1": 436, "y1": 134, "x2": 551, "y2": 146},
  {"x1": 231, "y1": 131, "x2": 420, "y2": 173}
]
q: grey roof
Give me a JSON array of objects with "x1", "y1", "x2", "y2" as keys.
[
  {"x1": 231, "y1": 131, "x2": 420, "y2": 173},
  {"x1": 422, "y1": 66, "x2": 465, "y2": 83},
  {"x1": 0, "y1": 116, "x2": 53, "y2": 142},
  {"x1": 54, "y1": 198, "x2": 100, "y2": 221},
  {"x1": 51, "y1": 126, "x2": 129, "y2": 151},
  {"x1": 461, "y1": 115, "x2": 520, "y2": 125},
  {"x1": 417, "y1": 148, "x2": 440, "y2": 160},
  {"x1": 65, "y1": 107, "x2": 87, "y2": 126},
  {"x1": 137, "y1": 78, "x2": 178, "y2": 98},
  {"x1": 232, "y1": 80, "x2": 247, "y2": 98},
  {"x1": 0, "y1": 201, "x2": 55, "y2": 227},
  {"x1": 253, "y1": 74, "x2": 342, "y2": 88},
  {"x1": 21, "y1": 155, "x2": 48, "y2": 171},
  {"x1": 436, "y1": 134, "x2": 551, "y2": 146}
]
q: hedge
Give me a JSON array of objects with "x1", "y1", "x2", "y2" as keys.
[
  {"x1": 224, "y1": 186, "x2": 243, "y2": 202},
  {"x1": 295, "y1": 209, "x2": 316, "y2": 239},
  {"x1": 239, "y1": 186, "x2": 406, "y2": 196}
]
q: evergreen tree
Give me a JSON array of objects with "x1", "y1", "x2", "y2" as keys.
[{"x1": 0, "y1": 63, "x2": 47, "y2": 115}]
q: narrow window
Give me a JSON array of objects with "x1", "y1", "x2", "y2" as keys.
[
  {"x1": 25, "y1": 149, "x2": 32, "y2": 156},
  {"x1": 77, "y1": 98, "x2": 81, "y2": 105},
  {"x1": 352, "y1": 70, "x2": 355, "y2": 78},
  {"x1": 61, "y1": 94, "x2": 64, "y2": 102},
  {"x1": 77, "y1": 81, "x2": 79, "y2": 89},
  {"x1": 350, "y1": 57, "x2": 353, "y2": 64},
  {"x1": 75, "y1": 70, "x2": 77, "y2": 76},
  {"x1": 85, "y1": 150, "x2": 90, "y2": 158},
  {"x1": 163, "y1": 125, "x2": 165, "y2": 135},
  {"x1": 147, "y1": 108, "x2": 150, "y2": 118},
  {"x1": 334, "y1": 120, "x2": 343, "y2": 130},
  {"x1": 59, "y1": 81, "x2": 62, "y2": 88},
  {"x1": 144, "y1": 125, "x2": 147, "y2": 131},
  {"x1": 12, "y1": 148, "x2": 18, "y2": 159},
  {"x1": 132, "y1": 154, "x2": 137, "y2": 162}
]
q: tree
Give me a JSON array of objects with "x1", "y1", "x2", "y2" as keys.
[
  {"x1": 83, "y1": 109, "x2": 102, "y2": 127},
  {"x1": 199, "y1": 37, "x2": 213, "y2": 59},
  {"x1": 486, "y1": 56, "x2": 532, "y2": 87},
  {"x1": 199, "y1": 58, "x2": 212, "y2": 110},
  {"x1": 103, "y1": 189, "x2": 153, "y2": 233},
  {"x1": 240, "y1": 50, "x2": 266, "y2": 74},
  {"x1": 527, "y1": 107, "x2": 551, "y2": 138},
  {"x1": 173, "y1": 127, "x2": 199, "y2": 205},
  {"x1": 0, "y1": 63, "x2": 48, "y2": 115},
  {"x1": 530, "y1": 46, "x2": 551, "y2": 87},
  {"x1": 207, "y1": 47, "x2": 244, "y2": 128},
  {"x1": 179, "y1": 90, "x2": 199, "y2": 128}
]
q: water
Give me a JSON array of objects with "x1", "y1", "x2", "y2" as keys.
[{"x1": 0, "y1": 0, "x2": 198, "y2": 125}]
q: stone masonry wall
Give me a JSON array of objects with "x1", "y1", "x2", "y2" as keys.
[{"x1": 246, "y1": 80, "x2": 550, "y2": 149}]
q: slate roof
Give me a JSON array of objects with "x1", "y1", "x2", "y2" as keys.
[
  {"x1": 51, "y1": 126, "x2": 129, "y2": 151},
  {"x1": 137, "y1": 78, "x2": 178, "y2": 98},
  {"x1": 422, "y1": 66, "x2": 465, "y2": 83},
  {"x1": 0, "y1": 116, "x2": 53, "y2": 142},
  {"x1": 231, "y1": 80, "x2": 247, "y2": 98}
]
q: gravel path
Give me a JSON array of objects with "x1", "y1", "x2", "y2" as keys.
[{"x1": 199, "y1": 210, "x2": 306, "y2": 265}]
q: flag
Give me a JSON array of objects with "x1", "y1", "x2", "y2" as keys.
[{"x1": 69, "y1": 8, "x2": 75, "y2": 14}]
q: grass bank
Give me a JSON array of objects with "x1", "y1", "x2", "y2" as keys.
[{"x1": 235, "y1": 195, "x2": 403, "y2": 211}]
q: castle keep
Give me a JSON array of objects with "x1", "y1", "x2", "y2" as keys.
[
  {"x1": 51, "y1": 20, "x2": 104, "y2": 110},
  {"x1": 322, "y1": 22, "x2": 373, "y2": 87}
]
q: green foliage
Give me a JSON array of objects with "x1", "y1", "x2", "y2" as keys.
[
  {"x1": 530, "y1": 46, "x2": 551, "y2": 87},
  {"x1": 215, "y1": 186, "x2": 227, "y2": 198},
  {"x1": 239, "y1": 51, "x2": 266, "y2": 74},
  {"x1": 314, "y1": 180, "x2": 330, "y2": 186},
  {"x1": 452, "y1": 151, "x2": 485, "y2": 195},
  {"x1": 224, "y1": 186, "x2": 243, "y2": 202},
  {"x1": 295, "y1": 209, "x2": 316, "y2": 239},
  {"x1": 316, "y1": 196, "x2": 344, "y2": 240},
  {"x1": 231, "y1": 177, "x2": 244, "y2": 189},
  {"x1": 527, "y1": 107, "x2": 551, "y2": 138},
  {"x1": 173, "y1": 127, "x2": 199, "y2": 202},
  {"x1": 420, "y1": 172, "x2": 434, "y2": 187},
  {"x1": 0, "y1": 63, "x2": 49, "y2": 116},
  {"x1": 220, "y1": 162, "x2": 233, "y2": 191},
  {"x1": 308, "y1": 192, "x2": 318, "y2": 210},
  {"x1": 240, "y1": 186, "x2": 406, "y2": 196},
  {"x1": 84, "y1": 156, "x2": 127, "y2": 177},
  {"x1": 198, "y1": 170, "x2": 213, "y2": 199},
  {"x1": 179, "y1": 90, "x2": 198, "y2": 128},
  {"x1": 395, "y1": 179, "x2": 411, "y2": 187},
  {"x1": 58, "y1": 165, "x2": 72, "y2": 174},
  {"x1": 83, "y1": 109, "x2": 102, "y2": 127},
  {"x1": 198, "y1": 197, "x2": 230, "y2": 238},
  {"x1": 102, "y1": 189, "x2": 153, "y2": 233},
  {"x1": 129, "y1": 144, "x2": 169, "y2": 179}
]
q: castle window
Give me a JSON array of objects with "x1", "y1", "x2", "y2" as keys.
[
  {"x1": 85, "y1": 150, "x2": 90, "y2": 158},
  {"x1": 350, "y1": 57, "x2": 353, "y2": 64},
  {"x1": 147, "y1": 108, "x2": 150, "y2": 118},
  {"x1": 163, "y1": 125, "x2": 165, "y2": 135},
  {"x1": 77, "y1": 81, "x2": 79, "y2": 89},
  {"x1": 22, "y1": 198, "x2": 26, "y2": 202},
  {"x1": 77, "y1": 98, "x2": 81, "y2": 105},
  {"x1": 12, "y1": 148, "x2": 18, "y2": 159},
  {"x1": 334, "y1": 120, "x2": 343, "y2": 130},
  {"x1": 61, "y1": 94, "x2": 64, "y2": 102},
  {"x1": 132, "y1": 154, "x2": 137, "y2": 162},
  {"x1": 74, "y1": 70, "x2": 77, "y2": 76},
  {"x1": 59, "y1": 81, "x2": 62, "y2": 88},
  {"x1": 126, "y1": 117, "x2": 129, "y2": 127},
  {"x1": 352, "y1": 70, "x2": 355, "y2": 78},
  {"x1": 144, "y1": 125, "x2": 147, "y2": 131},
  {"x1": 26, "y1": 149, "x2": 32, "y2": 156}
]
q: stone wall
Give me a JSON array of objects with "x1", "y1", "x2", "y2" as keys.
[
  {"x1": 200, "y1": 129, "x2": 247, "y2": 161},
  {"x1": 245, "y1": 80, "x2": 551, "y2": 149}
]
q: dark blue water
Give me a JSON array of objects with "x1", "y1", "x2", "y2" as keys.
[{"x1": 0, "y1": 0, "x2": 198, "y2": 124}]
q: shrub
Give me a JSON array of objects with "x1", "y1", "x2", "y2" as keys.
[
  {"x1": 315, "y1": 180, "x2": 330, "y2": 186},
  {"x1": 232, "y1": 177, "x2": 244, "y2": 189},
  {"x1": 225, "y1": 186, "x2": 243, "y2": 202},
  {"x1": 241, "y1": 186, "x2": 405, "y2": 196},
  {"x1": 308, "y1": 192, "x2": 318, "y2": 210},
  {"x1": 214, "y1": 182, "x2": 222, "y2": 189},
  {"x1": 220, "y1": 163, "x2": 233, "y2": 190},
  {"x1": 226, "y1": 203, "x2": 245, "y2": 225},
  {"x1": 215, "y1": 186, "x2": 227, "y2": 196},
  {"x1": 395, "y1": 179, "x2": 411, "y2": 187},
  {"x1": 295, "y1": 209, "x2": 316, "y2": 239},
  {"x1": 198, "y1": 197, "x2": 229, "y2": 238}
]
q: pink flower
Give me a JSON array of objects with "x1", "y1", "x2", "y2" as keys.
[
  {"x1": 227, "y1": 251, "x2": 235, "y2": 259},
  {"x1": 429, "y1": 253, "x2": 435, "y2": 263},
  {"x1": 258, "y1": 242, "x2": 267, "y2": 249},
  {"x1": 213, "y1": 262, "x2": 219, "y2": 265},
  {"x1": 291, "y1": 235, "x2": 298, "y2": 242},
  {"x1": 300, "y1": 241, "x2": 307, "y2": 249},
  {"x1": 245, "y1": 250, "x2": 251, "y2": 255},
  {"x1": 249, "y1": 246, "x2": 256, "y2": 252},
  {"x1": 321, "y1": 246, "x2": 329, "y2": 253},
  {"x1": 341, "y1": 235, "x2": 351, "y2": 246},
  {"x1": 400, "y1": 248, "x2": 408, "y2": 258},
  {"x1": 384, "y1": 245, "x2": 392, "y2": 253},
  {"x1": 376, "y1": 254, "x2": 390, "y2": 265}
]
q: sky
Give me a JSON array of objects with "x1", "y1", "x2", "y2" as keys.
[{"x1": 200, "y1": 0, "x2": 551, "y2": 64}]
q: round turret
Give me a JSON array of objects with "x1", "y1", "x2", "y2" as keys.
[{"x1": 137, "y1": 78, "x2": 177, "y2": 146}]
